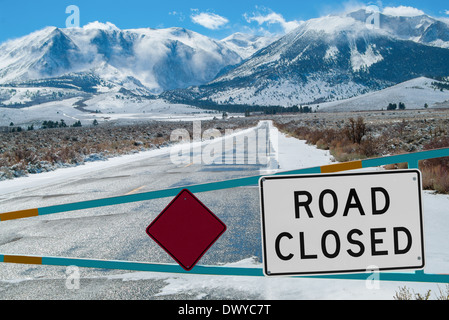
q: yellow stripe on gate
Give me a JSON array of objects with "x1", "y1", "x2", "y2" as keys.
[
  {"x1": 320, "y1": 160, "x2": 363, "y2": 174},
  {"x1": 0, "y1": 208, "x2": 39, "y2": 221},
  {"x1": 3, "y1": 255, "x2": 42, "y2": 265}
]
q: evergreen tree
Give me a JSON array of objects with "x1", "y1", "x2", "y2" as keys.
[
  {"x1": 72, "y1": 120, "x2": 82, "y2": 127},
  {"x1": 387, "y1": 103, "x2": 397, "y2": 111}
]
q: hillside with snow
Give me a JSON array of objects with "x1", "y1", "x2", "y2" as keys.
[
  {"x1": 220, "y1": 33, "x2": 277, "y2": 59},
  {"x1": 178, "y1": 11, "x2": 449, "y2": 107},
  {"x1": 0, "y1": 23, "x2": 244, "y2": 95},
  {"x1": 320, "y1": 77, "x2": 449, "y2": 112}
]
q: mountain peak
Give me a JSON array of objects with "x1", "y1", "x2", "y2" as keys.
[
  {"x1": 345, "y1": 7, "x2": 449, "y2": 48},
  {"x1": 301, "y1": 15, "x2": 362, "y2": 35},
  {"x1": 221, "y1": 32, "x2": 277, "y2": 59},
  {"x1": 2, "y1": 6, "x2": 449, "y2": 109},
  {"x1": 192, "y1": 7, "x2": 449, "y2": 107}
]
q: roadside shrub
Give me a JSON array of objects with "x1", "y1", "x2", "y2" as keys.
[
  {"x1": 420, "y1": 137, "x2": 449, "y2": 194},
  {"x1": 421, "y1": 164, "x2": 449, "y2": 194},
  {"x1": 394, "y1": 285, "x2": 449, "y2": 300},
  {"x1": 273, "y1": 117, "x2": 449, "y2": 194},
  {"x1": 344, "y1": 117, "x2": 367, "y2": 144}
]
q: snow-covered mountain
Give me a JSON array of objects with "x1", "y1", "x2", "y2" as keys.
[
  {"x1": 347, "y1": 9, "x2": 449, "y2": 49},
  {"x1": 0, "y1": 27, "x2": 85, "y2": 84},
  {"x1": 0, "y1": 22, "x2": 243, "y2": 95},
  {"x1": 171, "y1": 10, "x2": 449, "y2": 107},
  {"x1": 2, "y1": 8, "x2": 449, "y2": 112},
  {"x1": 220, "y1": 32, "x2": 278, "y2": 59}
]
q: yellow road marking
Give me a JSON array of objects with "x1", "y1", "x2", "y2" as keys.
[
  {"x1": 125, "y1": 185, "x2": 146, "y2": 196},
  {"x1": 183, "y1": 162, "x2": 194, "y2": 168}
]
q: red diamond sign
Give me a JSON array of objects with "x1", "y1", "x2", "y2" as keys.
[{"x1": 146, "y1": 189, "x2": 227, "y2": 271}]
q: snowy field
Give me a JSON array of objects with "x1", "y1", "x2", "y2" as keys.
[
  {"x1": 0, "y1": 121, "x2": 448, "y2": 300},
  {"x1": 0, "y1": 95, "x2": 231, "y2": 127},
  {"x1": 320, "y1": 77, "x2": 449, "y2": 112}
]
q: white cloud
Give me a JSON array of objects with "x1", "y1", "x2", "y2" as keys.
[
  {"x1": 190, "y1": 12, "x2": 229, "y2": 30},
  {"x1": 445, "y1": 10, "x2": 449, "y2": 15},
  {"x1": 382, "y1": 6, "x2": 425, "y2": 17},
  {"x1": 244, "y1": 10, "x2": 301, "y2": 34}
]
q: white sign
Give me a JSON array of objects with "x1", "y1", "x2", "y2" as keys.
[{"x1": 259, "y1": 170, "x2": 425, "y2": 276}]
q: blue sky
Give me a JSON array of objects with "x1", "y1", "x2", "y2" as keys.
[{"x1": 0, "y1": 0, "x2": 448, "y2": 43}]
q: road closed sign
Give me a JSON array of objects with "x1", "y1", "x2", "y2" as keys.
[{"x1": 259, "y1": 170, "x2": 425, "y2": 276}]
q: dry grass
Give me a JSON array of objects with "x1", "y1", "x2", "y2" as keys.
[
  {"x1": 421, "y1": 164, "x2": 449, "y2": 194},
  {"x1": 394, "y1": 285, "x2": 449, "y2": 300},
  {"x1": 420, "y1": 136, "x2": 449, "y2": 194},
  {"x1": 274, "y1": 114, "x2": 449, "y2": 194},
  {"x1": 0, "y1": 118, "x2": 259, "y2": 180},
  {"x1": 275, "y1": 118, "x2": 380, "y2": 163}
]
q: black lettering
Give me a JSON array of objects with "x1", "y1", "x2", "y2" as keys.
[
  {"x1": 299, "y1": 232, "x2": 318, "y2": 259},
  {"x1": 343, "y1": 189, "x2": 366, "y2": 216},
  {"x1": 321, "y1": 230, "x2": 341, "y2": 258},
  {"x1": 294, "y1": 191, "x2": 313, "y2": 219},
  {"x1": 347, "y1": 229, "x2": 365, "y2": 257},
  {"x1": 371, "y1": 187, "x2": 390, "y2": 215},
  {"x1": 371, "y1": 228, "x2": 388, "y2": 256},
  {"x1": 394, "y1": 227, "x2": 412, "y2": 255},
  {"x1": 319, "y1": 189, "x2": 338, "y2": 218},
  {"x1": 275, "y1": 232, "x2": 294, "y2": 261}
]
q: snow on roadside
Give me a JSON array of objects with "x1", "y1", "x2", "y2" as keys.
[{"x1": 272, "y1": 122, "x2": 333, "y2": 171}]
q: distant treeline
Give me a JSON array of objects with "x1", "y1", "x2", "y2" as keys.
[
  {"x1": 432, "y1": 81, "x2": 449, "y2": 91},
  {"x1": 171, "y1": 98, "x2": 313, "y2": 115},
  {"x1": 41, "y1": 120, "x2": 82, "y2": 129},
  {"x1": 430, "y1": 76, "x2": 449, "y2": 91}
]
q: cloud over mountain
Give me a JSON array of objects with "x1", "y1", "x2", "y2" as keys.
[{"x1": 190, "y1": 11, "x2": 229, "y2": 30}]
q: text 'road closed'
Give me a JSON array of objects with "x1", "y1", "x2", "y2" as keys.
[{"x1": 259, "y1": 170, "x2": 425, "y2": 276}]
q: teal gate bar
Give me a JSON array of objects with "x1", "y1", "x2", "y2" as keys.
[{"x1": 1, "y1": 148, "x2": 449, "y2": 283}]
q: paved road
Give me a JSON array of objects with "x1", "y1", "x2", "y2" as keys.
[
  {"x1": 0, "y1": 121, "x2": 277, "y2": 300},
  {"x1": 1, "y1": 121, "x2": 445, "y2": 301}
]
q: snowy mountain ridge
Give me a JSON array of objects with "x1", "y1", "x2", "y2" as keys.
[
  {"x1": 1, "y1": 8, "x2": 449, "y2": 111},
  {"x1": 173, "y1": 9, "x2": 449, "y2": 107},
  {"x1": 0, "y1": 22, "x2": 247, "y2": 94}
]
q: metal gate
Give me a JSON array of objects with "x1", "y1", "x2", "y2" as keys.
[{"x1": 1, "y1": 148, "x2": 449, "y2": 283}]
